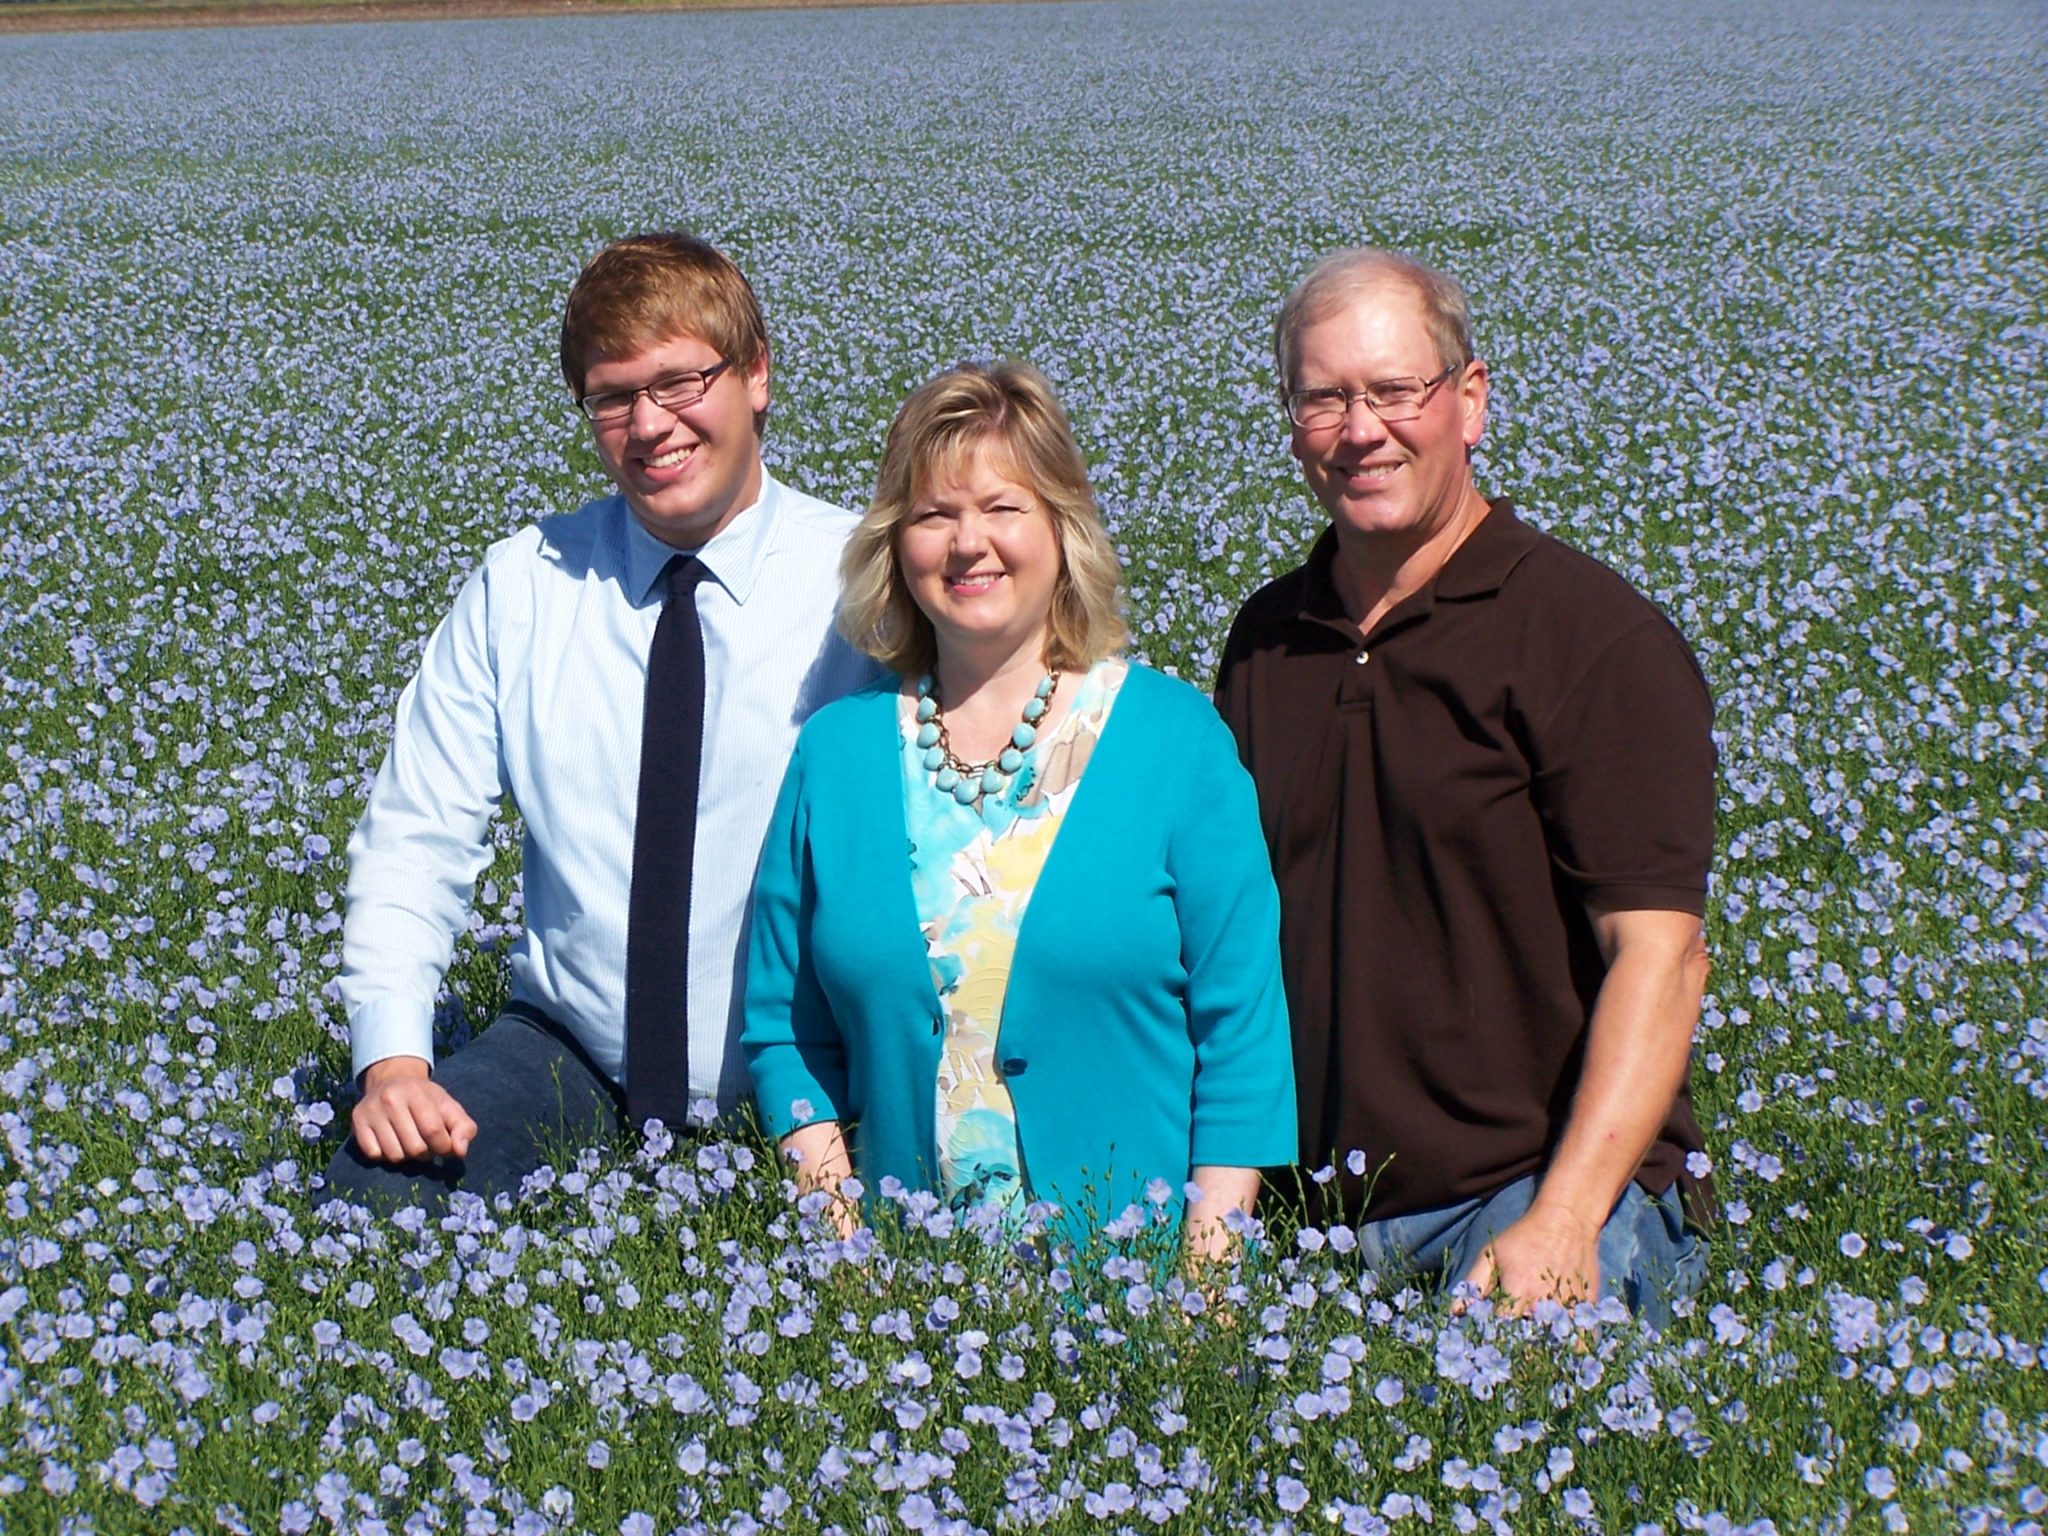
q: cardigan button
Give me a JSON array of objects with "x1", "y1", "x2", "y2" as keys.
[{"x1": 1000, "y1": 1056, "x2": 1029, "y2": 1075}]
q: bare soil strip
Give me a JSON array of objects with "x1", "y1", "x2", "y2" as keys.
[{"x1": 0, "y1": 0, "x2": 1076, "y2": 37}]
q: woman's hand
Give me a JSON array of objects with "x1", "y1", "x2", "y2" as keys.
[
  {"x1": 781, "y1": 1120, "x2": 860, "y2": 1238},
  {"x1": 1183, "y1": 1165, "x2": 1261, "y2": 1270}
]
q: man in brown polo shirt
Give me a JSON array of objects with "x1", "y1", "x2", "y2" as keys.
[{"x1": 1215, "y1": 248, "x2": 1715, "y2": 1324}]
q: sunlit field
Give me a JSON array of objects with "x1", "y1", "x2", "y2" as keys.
[{"x1": 2, "y1": 0, "x2": 2045, "y2": 1529}]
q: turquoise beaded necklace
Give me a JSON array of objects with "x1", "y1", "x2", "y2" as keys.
[{"x1": 914, "y1": 669, "x2": 1061, "y2": 806}]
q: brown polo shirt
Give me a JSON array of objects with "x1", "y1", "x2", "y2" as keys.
[{"x1": 1215, "y1": 499, "x2": 1715, "y2": 1228}]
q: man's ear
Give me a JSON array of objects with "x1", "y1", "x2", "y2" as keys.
[{"x1": 1458, "y1": 358, "x2": 1490, "y2": 450}]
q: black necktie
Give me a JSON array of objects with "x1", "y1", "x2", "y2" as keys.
[{"x1": 625, "y1": 554, "x2": 709, "y2": 1133}]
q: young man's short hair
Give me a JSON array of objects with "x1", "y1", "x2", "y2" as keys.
[{"x1": 559, "y1": 232, "x2": 770, "y2": 406}]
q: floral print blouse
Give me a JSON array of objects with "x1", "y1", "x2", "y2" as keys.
[{"x1": 899, "y1": 659, "x2": 1128, "y2": 1216}]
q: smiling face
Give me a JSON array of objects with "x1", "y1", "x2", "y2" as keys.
[
  {"x1": 895, "y1": 439, "x2": 1063, "y2": 679},
  {"x1": 582, "y1": 332, "x2": 770, "y2": 550},
  {"x1": 1289, "y1": 282, "x2": 1489, "y2": 555}
]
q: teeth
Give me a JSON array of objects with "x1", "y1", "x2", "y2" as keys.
[{"x1": 649, "y1": 446, "x2": 695, "y2": 469}]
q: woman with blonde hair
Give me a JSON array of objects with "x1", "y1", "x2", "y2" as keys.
[{"x1": 742, "y1": 361, "x2": 1293, "y2": 1258}]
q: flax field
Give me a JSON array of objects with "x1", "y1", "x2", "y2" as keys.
[{"x1": 1, "y1": 0, "x2": 2045, "y2": 1530}]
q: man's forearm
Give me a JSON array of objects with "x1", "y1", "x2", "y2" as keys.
[
  {"x1": 340, "y1": 792, "x2": 498, "y2": 1075},
  {"x1": 341, "y1": 566, "x2": 510, "y2": 1078},
  {"x1": 1529, "y1": 909, "x2": 1709, "y2": 1234}
]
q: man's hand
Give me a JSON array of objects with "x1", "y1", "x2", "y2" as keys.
[
  {"x1": 1458, "y1": 909, "x2": 1707, "y2": 1317},
  {"x1": 351, "y1": 1056, "x2": 478, "y2": 1165},
  {"x1": 1460, "y1": 1204, "x2": 1599, "y2": 1316}
]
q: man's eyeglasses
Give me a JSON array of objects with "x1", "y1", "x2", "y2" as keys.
[
  {"x1": 1286, "y1": 361, "x2": 1461, "y2": 431},
  {"x1": 577, "y1": 359, "x2": 732, "y2": 424}
]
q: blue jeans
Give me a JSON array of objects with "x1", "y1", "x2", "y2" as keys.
[
  {"x1": 1356, "y1": 1175, "x2": 1706, "y2": 1329},
  {"x1": 317, "y1": 1006, "x2": 624, "y2": 1216}
]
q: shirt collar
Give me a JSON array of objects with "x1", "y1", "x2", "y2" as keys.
[
  {"x1": 622, "y1": 470, "x2": 785, "y2": 606},
  {"x1": 1296, "y1": 496, "x2": 1533, "y2": 627},
  {"x1": 1295, "y1": 527, "x2": 1353, "y2": 628},
  {"x1": 1431, "y1": 497, "x2": 1536, "y2": 599}
]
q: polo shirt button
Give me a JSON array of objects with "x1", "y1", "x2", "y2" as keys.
[
  {"x1": 1001, "y1": 1056, "x2": 1029, "y2": 1075},
  {"x1": 1354, "y1": 649, "x2": 1370, "y2": 665}
]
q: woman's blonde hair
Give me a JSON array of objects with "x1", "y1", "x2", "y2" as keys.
[{"x1": 840, "y1": 361, "x2": 1127, "y2": 678}]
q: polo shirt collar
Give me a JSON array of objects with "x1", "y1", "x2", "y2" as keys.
[
  {"x1": 1295, "y1": 496, "x2": 1534, "y2": 627},
  {"x1": 1294, "y1": 527, "x2": 1354, "y2": 628},
  {"x1": 1431, "y1": 497, "x2": 1537, "y2": 600},
  {"x1": 623, "y1": 468, "x2": 784, "y2": 606}
]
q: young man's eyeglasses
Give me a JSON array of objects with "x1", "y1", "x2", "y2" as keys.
[
  {"x1": 1286, "y1": 361, "x2": 1461, "y2": 431},
  {"x1": 577, "y1": 359, "x2": 732, "y2": 424}
]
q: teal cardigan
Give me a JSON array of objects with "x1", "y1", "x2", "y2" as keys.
[{"x1": 741, "y1": 662, "x2": 1296, "y2": 1244}]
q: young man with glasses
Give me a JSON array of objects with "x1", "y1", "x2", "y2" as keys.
[
  {"x1": 1215, "y1": 248, "x2": 1717, "y2": 1325},
  {"x1": 323, "y1": 232, "x2": 874, "y2": 1213}
]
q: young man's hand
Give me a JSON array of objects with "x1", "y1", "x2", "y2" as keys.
[{"x1": 351, "y1": 1056, "x2": 478, "y2": 1164}]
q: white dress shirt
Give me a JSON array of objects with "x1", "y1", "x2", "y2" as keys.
[{"x1": 340, "y1": 473, "x2": 877, "y2": 1113}]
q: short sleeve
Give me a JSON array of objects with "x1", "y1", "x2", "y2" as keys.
[{"x1": 1525, "y1": 616, "x2": 1715, "y2": 916}]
